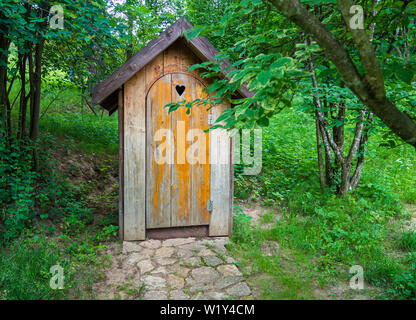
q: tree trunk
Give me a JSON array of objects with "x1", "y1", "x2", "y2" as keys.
[
  {"x1": 316, "y1": 119, "x2": 326, "y2": 189},
  {"x1": 18, "y1": 52, "x2": 28, "y2": 139},
  {"x1": 268, "y1": 0, "x2": 416, "y2": 149},
  {"x1": 29, "y1": 39, "x2": 45, "y2": 170},
  {"x1": 0, "y1": 25, "x2": 10, "y2": 141}
]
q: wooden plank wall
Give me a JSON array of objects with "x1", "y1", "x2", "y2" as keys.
[
  {"x1": 118, "y1": 89, "x2": 124, "y2": 240},
  {"x1": 122, "y1": 39, "x2": 233, "y2": 240},
  {"x1": 146, "y1": 74, "x2": 172, "y2": 229},
  {"x1": 209, "y1": 103, "x2": 232, "y2": 236},
  {"x1": 124, "y1": 69, "x2": 146, "y2": 240}
]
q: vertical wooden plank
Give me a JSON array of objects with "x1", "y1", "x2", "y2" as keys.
[
  {"x1": 145, "y1": 52, "x2": 165, "y2": 92},
  {"x1": 229, "y1": 134, "x2": 234, "y2": 235},
  {"x1": 124, "y1": 70, "x2": 146, "y2": 240},
  {"x1": 190, "y1": 78, "x2": 211, "y2": 226},
  {"x1": 180, "y1": 39, "x2": 201, "y2": 76},
  {"x1": 146, "y1": 74, "x2": 172, "y2": 229},
  {"x1": 164, "y1": 42, "x2": 182, "y2": 74},
  {"x1": 171, "y1": 73, "x2": 192, "y2": 227},
  {"x1": 209, "y1": 103, "x2": 231, "y2": 236},
  {"x1": 118, "y1": 89, "x2": 124, "y2": 240}
]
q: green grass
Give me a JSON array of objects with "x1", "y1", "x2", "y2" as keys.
[
  {"x1": 397, "y1": 231, "x2": 416, "y2": 252},
  {"x1": 40, "y1": 112, "x2": 119, "y2": 154},
  {"x1": 2, "y1": 83, "x2": 416, "y2": 300},
  {"x1": 0, "y1": 235, "x2": 67, "y2": 300},
  {"x1": 9, "y1": 81, "x2": 119, "y2": 155},
  {"x1": 231, "y1": 107, "x2": 416, "y2": 300}
]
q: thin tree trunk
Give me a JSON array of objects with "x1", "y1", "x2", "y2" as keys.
[
  {"x1": 0, "y1": 27, "x2": 11, "y2": 141},
  {"x1": 351, "y1": 112, "x2": 374, "y2": 189},
  {"x1": 29, "y1": 39, "x2": 45, "y2": 171},
  {"x1": 18, "y1": 52, "x2": 28, "y2": 139},
  {"x1": 316, "y1": 119, "x2": 326, "y2": 189},
  {"x1": 306, "y1": 37, "x2": 327, "y2": 189}
]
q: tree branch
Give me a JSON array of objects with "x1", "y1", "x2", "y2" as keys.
[
  {"x1": 338, "y1": 0, "x2": 385, "y2": 99},
  {"x1": 267, "y1": 0, "x2": 416, "y2": 148}
]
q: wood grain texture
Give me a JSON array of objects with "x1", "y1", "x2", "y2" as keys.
[
  {"x1": 118, "y1": 89, "x2": 124, "y2": 240},
  {"x1": 209, "y1": 102, "x2": 231, "y2": 236},
  {"x1": 145, "y1": 52, "x2": 164, "y2": 93},
  {"x1": 92, "y1": 18, "x2": 185, "y2": 106},
  {"x1": 189, "y1": 77, "x2": 211, "y2": 226},
  {"x1": 123, "y1": 69, "x2": 146, "y2": 240},
  {"x1": 145, "y1": 72, "x2": 211, "y2": 229},
  {"x1": 146, "y1": 74, "x2": 172, "y2": 229},
  {"x1": 170, "y1": 73, "x2": 192, "y2": 227},
  {"x1": 118, "y1": 32, "x2": 235, "y2": 238},
  {"x1": 146, "y1": 225, "x2": 209, "y2": 240},
  {"x1": 229, "y1": 134, "x2": 235, "y2": 236}
]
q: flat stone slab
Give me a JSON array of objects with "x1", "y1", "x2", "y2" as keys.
[
  {"x1": 217, "y1": 264, "x2": 242, "y2": 277},
  {"x1": 215, "y1": 276, "x2": 243, "y2": 290},
  {"x1": 154, "y1": 247, "x2": 175, "y2": 258},
  {"x1": 126, "y1": 253, "x2": 145, "y2": 265},
  {"x1": 140, "y1": 240, "x2": 161, "y2": 249},
  {"x1": 97, "y1": 238, "x2": 252, "y2": 300},
  {"x1": 170, "y1": 290, "x2": 190, "y2": 300},
  {"x1": 182, "y1": 257, "x2": 202, "y2": 266},
  {"x1": 203, "y1": 256, "x2": 224, "y2": 267},
  {"x1": 144, "y1": 290, "x2": 168, "y2": 300},
  {"x1": 191, "y1": 267, "x2": 220, "y2": 283},
  {"x1": 142, "y1": 275, "x2": 167, "y2": 290},
  {"x1": 226, "y1": 283, "x2": 251, "y2": 297},
  {"x1": 167, "y1": 274, "x2": 185, "y2": 289},
  {"x1": 137, "y1": 260, "x2": 154, "y2": 274},
  {"x1": 122, "y1": 241, "x2": 142, "y2": 253},
  {"x1": 197, "y1": 249, "x2": 216, "y2": 257},
  {"x1": 163, "y1": 238, "x2": 195, "y2": 247}
]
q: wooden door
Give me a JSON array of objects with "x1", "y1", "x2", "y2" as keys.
[{"x1": 146, "y1": 73, "x2": 211, "y2": 229}]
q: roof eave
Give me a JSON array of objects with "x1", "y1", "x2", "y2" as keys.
[{"x1": 92, "y1": 17, "x2": 253, "y2": 110}]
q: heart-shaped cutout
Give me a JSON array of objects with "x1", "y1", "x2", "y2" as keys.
[{"x1": 176, "y1": 85, "x2": 186, "y2": 96}]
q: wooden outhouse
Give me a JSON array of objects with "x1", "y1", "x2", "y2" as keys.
[{"x1": 92, "y1": 17, "x2": 251, "y2": 240}]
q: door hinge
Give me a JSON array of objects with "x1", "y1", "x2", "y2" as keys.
[
  {"x1": 207, "y1": 113, "x2": 214, "y2": 126},
  {"x1": 207, "y1": 200, "x2": 213, "y2": 212}
]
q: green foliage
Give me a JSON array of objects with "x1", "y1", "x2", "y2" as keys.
[
  {"x1": 397, "y1": 231, "x2": 416, "y2": 252},
  {"x1": 0, "y1": 130, "x2": 96, "y2": 244},
  {"x1": 40, "y1": 113, "x2": 119, "y2": 154},
  {"x1": 231, "y1": 106, "x2": 416, "y2": 299},
  {"x1": 0, "y1": 136, "x2": 37, "y2": 242},
  {"x1": 232, "y1": 206, "x2": 257, "y2": 245},
  {"x1": 390, "y1": 259, "x2": 416, "y2": 300},
  {"x1": 0, "y1": 235, "x2": 67, "y2": 300}
]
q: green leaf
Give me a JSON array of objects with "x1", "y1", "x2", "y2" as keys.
[
  {"x1": 257, "y1": 70, "x2": 272, "y2": 86},
  {"x1": 271, "y1": 57, "x2": 292, "y2": 69},
  {"x1": 185, "y1": 26, "x2": 205, "y2": 39},
  {"x1": 396, "y1": 68, "x2": 414, "y2": 85}
]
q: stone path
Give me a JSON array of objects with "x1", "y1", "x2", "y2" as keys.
[{"x1": 94, "y1": 237, "x2": 252, "y2": 300}]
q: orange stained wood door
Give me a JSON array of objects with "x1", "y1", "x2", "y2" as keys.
[{"x1": 146, "y1": 73, "x2": 211, "y2": 229}]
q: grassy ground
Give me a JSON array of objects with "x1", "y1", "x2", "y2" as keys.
[
  {"x1": 1, "y1": 84, "x2": 415, "y2": 299},
  {"x1": 0, "y1": 83, "x2": 121, "y2": 299},
  {"x1": 229, "y1": 109, "x2": 416, "y2": 300}
]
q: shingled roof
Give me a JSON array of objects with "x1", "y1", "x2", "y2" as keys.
[{"x1": 91, "y1": 17, "x2": 252, "y2": 113}]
